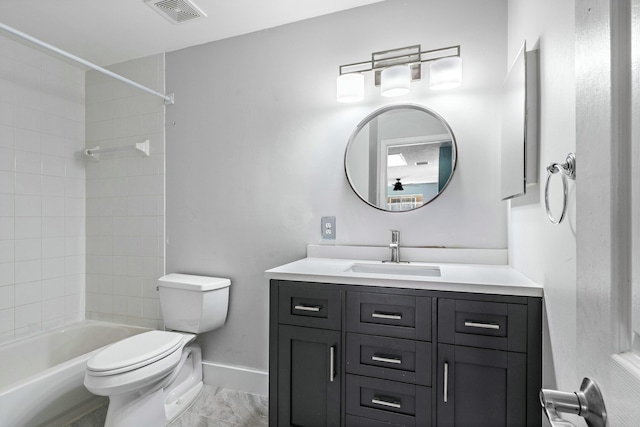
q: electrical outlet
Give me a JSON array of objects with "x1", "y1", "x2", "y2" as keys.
[{"x1": 321, "y1": 216, "x2": 336, "y2": 240}]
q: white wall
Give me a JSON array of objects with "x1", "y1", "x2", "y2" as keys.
[
  {"x1": 0, "y1": 35, "x2": 86, "y2": 343},
  {"x1": 166, "y1": 0, "x2": 507, "y2": 374},
  {"x1": 506, "y1": 0, "x2": 578, "y2": 397},
  {"x1": 84, "y1": 55, "x2": 166, "y2": 329}
]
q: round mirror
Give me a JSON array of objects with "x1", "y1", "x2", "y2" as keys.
[{"x1": 344, "y1": 104, "x2": 457, "y2": 212}]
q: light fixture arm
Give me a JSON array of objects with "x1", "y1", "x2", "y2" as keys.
[
  {"x1": 338, "y1": 44, "x2": 461, "y2": 82},
  {"x1": 336, "y1": 44, "x2": 462, "y2": 103}
]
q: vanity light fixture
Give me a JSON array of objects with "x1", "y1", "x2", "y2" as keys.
[{"x1": 337, "y1": 44, "x2": 461, "y2": 103}]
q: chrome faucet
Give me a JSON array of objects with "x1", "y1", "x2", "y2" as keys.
[{"x1": 387, "y1": 229, "x2": 401, "y2": 263}]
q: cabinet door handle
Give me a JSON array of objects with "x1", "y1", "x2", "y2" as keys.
[
  {"x1": 371, "y1": 311, "x2": 402, "y2": 320},
  {"x1": 371, "y1": 354, "x2": 402, "y2": 364},
  {"x1": 329, "y1": 345, "x2": 335, "y2": 382},
  {"x1": 372, "y1": 396, "x2": 402, "y2": 409},
  {"x1": 444, "y1": 362, "x2": 449, "y2": 403},
  {"x1": 464, "y1": 321, "x2": 500, "y2": 330},
  {"x1": 294, "y1": 304, "x2": 322, "y2": 312}
]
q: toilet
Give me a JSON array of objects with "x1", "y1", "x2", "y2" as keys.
[{"x1": 84, "y1": 273, "x2": 230, "y2": 427}]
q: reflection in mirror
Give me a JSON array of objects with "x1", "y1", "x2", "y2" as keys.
[{"x1": 345, "y1": 104, "x2": 457, "y2": 212}]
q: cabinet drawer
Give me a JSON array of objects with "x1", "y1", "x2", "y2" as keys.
[
  {"x1": 346, "y1": 333, "x2": 431, "y2": 386},
  {"x1": 277, "y1": 283, "x2": 341, "y2": 330},
  {"x1": 438, "y1": 299, "x2": 527, "y2": 352},
  {"x1": 346, "y1": 292, "x2": 431, "y2": 341},
  {"x1": 346, "y1": 415, "x2": 406, "y2": 427},
  {"x1": 346, "y1": 374, "x2": 431, "y2": 427}
]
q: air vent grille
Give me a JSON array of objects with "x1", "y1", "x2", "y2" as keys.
[{"x1": 146, "y1": 0, "x2": 207, "y2": 24}]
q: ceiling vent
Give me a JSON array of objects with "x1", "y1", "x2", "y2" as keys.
[{"x1": 145, "y1": 0, "x2": 207, "y2": 24}]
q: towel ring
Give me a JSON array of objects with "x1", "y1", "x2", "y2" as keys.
[{"x1": 545, "y1": 153, "x2": 576, "y2": 224}]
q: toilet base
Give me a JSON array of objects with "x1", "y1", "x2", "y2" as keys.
[
  {"x1": 166, "y1": 380, "x2": 203, "y2": 422},
  {"x1": 102, "y1": 344, "x2": 204, "y2": 427},
  {"x1": 105, "y1": 386, "x2": 167, "y2": 427}
]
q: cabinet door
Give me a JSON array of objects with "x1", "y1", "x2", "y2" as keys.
[
  {"x1": 278, "y1": 325, "x2": 341, "y2": 427},
  {"x1": 436, "y1": 344, "x2": 527, "y2": 427}
]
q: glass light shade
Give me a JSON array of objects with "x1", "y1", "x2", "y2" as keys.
[
  {"x1": 380, "y1": 65, "x2": 411, "y2": 97},
  {"x1": 429, "y1": 56, "x2": 462, "y2": 90},
  {"x1": 336, "y1": 73, "x2": 364, "y2": 103}
]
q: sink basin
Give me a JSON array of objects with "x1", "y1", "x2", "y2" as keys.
[{"x1": 346, "y1": 263, "x2": 441, "y2": 277}]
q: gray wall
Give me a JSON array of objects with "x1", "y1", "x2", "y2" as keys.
[{"x1": 166, "y1": 0, "x2": 507, "y2": 371}]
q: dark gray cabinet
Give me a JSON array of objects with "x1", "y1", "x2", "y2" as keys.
[
  {"x1": 437, "y1": 297, "x2": 542, "y2": 427},
  {"x1": 277, "y1": 325, "x2": 341, "y2": 427},
  {"x1": 270, "y1": 279, "x2": 542, "y2": 427},
  {"x1": 345, "y1": 291, "x2": 433, "y2": 426},
  {"x1": 436, "y1": 344, "x2": 527, "y2": 427},
  {"x1": 270, "y1": 282, "x2": 342, "y2": 426}
]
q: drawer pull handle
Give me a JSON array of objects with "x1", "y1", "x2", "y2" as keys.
[
  {"x1": 294, "y1": 304, "x2": 322, "y2": 312},
  {"x1": 329, "y1": 346, "x2": 336, "y2": 382},
  {"x1": 464, "y1": 321, "x2": 500, "y2": 330},
  {"x1": 372, "y1": 311, "x2": 402, "y2": 320},
  {"x1": 371, "y1": 355, "x2": 402, "y2": 364},
  {"x1": 444, "y1": 362, "x2": 449, "y2": 403},
  {"x1": 372, "y1": 397, "x2": 402, "y2": 409}
]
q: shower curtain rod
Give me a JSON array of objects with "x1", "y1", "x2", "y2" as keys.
[{"x1": 0, "y1": 22, "x2": 175, "y2": 105}]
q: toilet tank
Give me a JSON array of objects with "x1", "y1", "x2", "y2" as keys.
[{"x1": 158, "y1": 273, "x2": 230, "y2": 334}]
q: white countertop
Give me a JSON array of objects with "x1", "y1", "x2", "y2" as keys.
[{"x1": 265, "y1": 257, "x2": 543, "y2": 297}]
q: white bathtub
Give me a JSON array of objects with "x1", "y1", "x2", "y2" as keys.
[{"x1": 0, "y1": 321, "x2": 148, "y2": 427}]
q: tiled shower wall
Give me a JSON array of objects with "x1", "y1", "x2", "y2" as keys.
[
  {"x1": 0, "y1": 36, "x2": 86, "y2": 344},
  {"x1": 84, "y1": 54, "x2": 165, "y2": 329}
]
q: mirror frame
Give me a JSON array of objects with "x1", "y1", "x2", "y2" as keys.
[{"x1": 344, "y1": 104, "x2": 458, "y2": 212}]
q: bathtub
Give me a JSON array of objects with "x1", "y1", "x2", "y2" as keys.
[{"x1": 0, "y1": 320, "x2": 148, "y2": 427}]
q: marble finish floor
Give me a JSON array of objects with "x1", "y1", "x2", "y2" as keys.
[
  {"x1": 67, "y1": 386, "x2": 268, "y2": 427},
  {"x1": 169, "y1": 386, "x2": 268, "y2": 427}
]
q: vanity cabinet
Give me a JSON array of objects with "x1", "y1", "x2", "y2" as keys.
[
  {"x1": 271, "y1": 282, "x2": 342, "y2": 427},
  {"x1": 436, "y1": 298, "x2": 541, "y2": 427},
  {"x1": 269, "y1": 280, "x2": 542, "y2": 427}
]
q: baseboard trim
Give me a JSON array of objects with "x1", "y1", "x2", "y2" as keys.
[{"x1": 202, "y1": 361, "x2": 268, "y2": 396}]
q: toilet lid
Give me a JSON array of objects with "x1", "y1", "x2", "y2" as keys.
[{"x1": 87, "y1": 331, "x2": 184, "y2": 375}]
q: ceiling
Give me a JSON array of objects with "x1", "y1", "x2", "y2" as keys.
[
  {"x1": 387, "y1": 142, "x2": 444, "y2": 185},
  {"x1": 0, "y1": 0, "x2": 384, "y2": 67}
]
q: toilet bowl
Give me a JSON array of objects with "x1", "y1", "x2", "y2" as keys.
[{"x1": 84, "y1": 274, "x2": 230, "y2": 427}]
